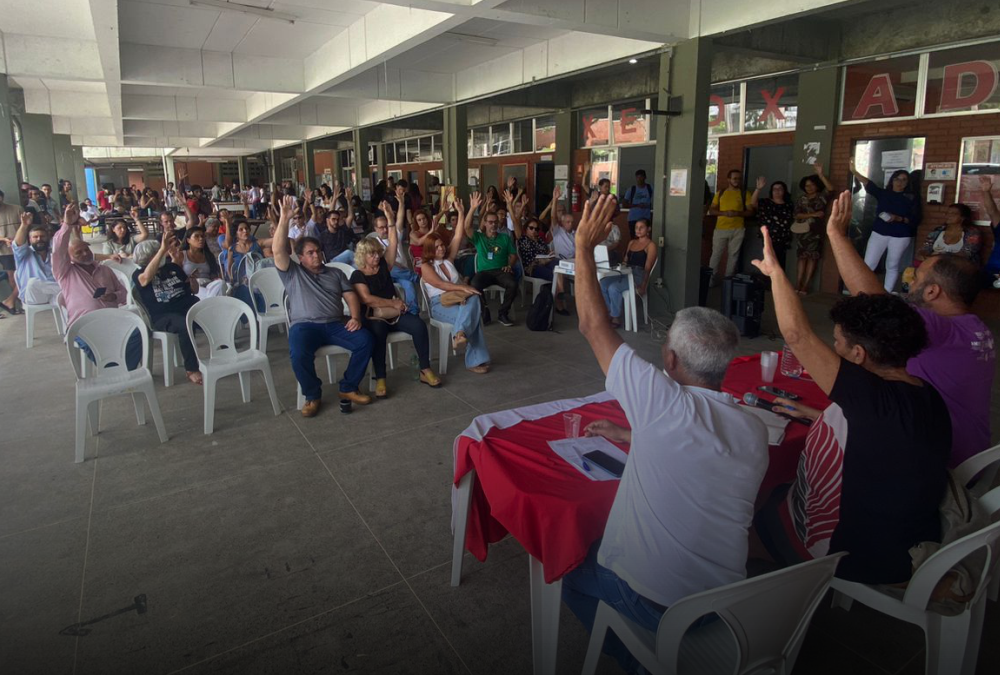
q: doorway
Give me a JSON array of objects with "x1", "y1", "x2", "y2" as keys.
[
  {"x1": 535, "y1": 163, "x2": 554, "y2": 217},
  {"x1": 618, "y1": 145, "x2": 656, "y2": 198},
  {"x1": 480, "y1": 164, "x2": 499, "y2": 194},
  {"x1": 741, "y1": 144, "x2": 793, "y2": 274}
]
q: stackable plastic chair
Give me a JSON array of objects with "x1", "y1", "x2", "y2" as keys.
[
  {"x1": 247, "y1": 267, "x2": 287, "y2": 353},
  {"x1": 25, "y1": 298, "x2": 63, "y2": 348},
  {"x1": 185, "y1": 296, "x2": 281, "y2": 435},
  {"x1": 955, "y1": 443, "x2": 1000, "y2": 498},
  {"x1": 831, "y1": 495, "x2": 1000, "y2": 675},
  {"x1": 582, "y1": 553, "x2": 846, "y2": 675},
  {"x1": 64, "y1": 308, "x2": 168, "y2": 463},
  {"x1": 419, "y1": 279, "x2": 460, "y2": 375},
  {"x1": 473, "y1": 253, "x2": 511, "y2": 319},
  {"x1": 621, "y1": 257, "x2": 660, "y2": 331},
  {"x1": 130, "y1": 285, "x2": 182, "y2": 387}
]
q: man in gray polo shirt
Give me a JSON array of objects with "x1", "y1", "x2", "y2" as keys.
[{"x1": 273, "y1": 194, "x2": 373, "y2": 417}]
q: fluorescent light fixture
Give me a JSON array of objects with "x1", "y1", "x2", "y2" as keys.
[
  {"x1": 628, "y1": 58, "x2": 638, "y2": 64},
  {"x1": 189, "y1": 0, "x2": 297, "y2": 24},
  {"x1": 447, "y1": 32, "x2": 500, "y2": 47}
]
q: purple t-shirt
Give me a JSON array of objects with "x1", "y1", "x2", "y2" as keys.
[{"x1": 907, "y1": 307, "x2": 995, "y2": 467}]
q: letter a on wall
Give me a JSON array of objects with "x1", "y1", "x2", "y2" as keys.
[{"x1": 852, "y1": 74, "x2": 899, "y2": 119}]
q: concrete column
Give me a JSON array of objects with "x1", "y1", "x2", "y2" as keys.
[
  {"x1": 20, "y1": 113, "x2": 58, "y2": 191},
  {"x1": 353, "y1": 128, "x2": 378, "y2": 206},
  {"x1": 442, "y1": 105, "x2": 469, "y2": 200},
  {"x1": 268, "y1": 148, "x2": 277, "y2": 185},
  {"x1": 162, "y1": 152, "x2": 177, "y2": 187},
  {"x1": 0, "y1": 76, "x2": 21, "y2": 200},
  {"x1": 237, "y1": 156, "x2": 247, "y2": 188},
  {"x1": 301, "y1": 141, "x2": 314, "y2": 189},
  {"x1": 655, "y1": 38, "x2": 713, "y2": 313},
  {"x1": 72, "y1": 146, "x2": 87, "y2": 202},
  {"x1": 53, "y1": 134, "x2": 75, "y2": 193},
  {"x1": 332, "y1": 147, "x2": 342, "y2": 185}
]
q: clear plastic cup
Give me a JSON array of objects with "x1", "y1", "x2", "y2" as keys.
[
  {"x1": 760, "y1": 351, "x2": 779, "y2": 383},
  {"x1": 563, "y1": 413, "x2": 582, "y2": 438}
]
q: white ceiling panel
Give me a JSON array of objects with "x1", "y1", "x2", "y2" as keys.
[
  {"x1": 0, "y1": 0, "x2": 97, "y2": 40},
  {"x1": 232, "y1": 19, "x2": 344, "y2": 58},
  {"x1": 203, "y1": 13, "x2": 259, "y2": 52},
  {"x1": 118, "y1": 1, "x2": 219, "y2": 49}
]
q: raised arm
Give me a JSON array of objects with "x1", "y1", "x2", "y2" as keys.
[
  {"x1": 848, "y1": 157, "x2": 871, "y2": 187},
  {"x1": 552, "y1": 184, "x2": 564, "y2": 224},
  {"x1": 271, "y1": 195, "x2": 295, "y2": 272},
  {"x1": 750, "y1": 176, "x2": 766, "y2": 209},
  {"x1": 52, "y1": 204, "x2": 79, "y2": 280},
  {"x1": 12, "y1": 210, "x2": 32, "y2": 247},
  {"x1": 380, "y1": 200, "x2": 399, "y2": 269},
  {"x1": 137, "y1": 230, "x2": 173, "y2": 288},
  {"x1": 752, "y1": 225, "x2": 840, "y2": 394},
  {"x1": 220, "y1": 209, "x2": 234, "y2": 250},
  {"x1": 978, "y1": 175, "x2": 1000, "y2": 227},
  {"x1": 813, "y1": 163, "x2": 834, "y2": 193},
  {"x1": 344, "y1": 187, "x2": 356, "y2": 229},
  {"x1": 447, "y1": 198, "x2": 466, "y2": 261},
  {"x1": 464, "y1": 191, "x2": 481, "y2": 240},
  {"x1": 825, "y1": 190, "x2": 885, "y2": 296},
  {"x1": 575, "y1": 195, "x2": 625, "y2": 375}
]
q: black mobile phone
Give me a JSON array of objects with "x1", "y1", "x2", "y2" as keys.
[
  {"x1": 92, "y1": 287, "x2": 106, "y2": 299},
  {"x1": 758, "y1": 385, "x2": 800, "y2": 400},
  {"x1": 583, "y1": 450, "x2": 626, "y2": 478}
]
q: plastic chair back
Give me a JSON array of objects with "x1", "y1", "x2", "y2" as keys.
[
  {"x1": 65, "y1": 308, "x2": 150, "y2": 380},
  {"x1": 326, "y1": 261, "x2": 355, "y2": 278},
  {"x1": 954, "y1": 443, "x2": 1000, "y2": 494},
  {"x1": 248, "y1": 267, "x2": 285, "y2": 317},
  {"x1": 657, "y1": 553, "x2": 846, "y2": 674},
  {"x1": 186, "y1": 296, "x2": 258, "y2": 364},
  {"x1": 130, "y1": 285, "x2": 155, "y2": 328}
]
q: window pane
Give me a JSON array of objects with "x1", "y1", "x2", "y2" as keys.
[
  {"x1": 744, "y1": 74, "x2": 798, "y2": 131},
  {"x1": 925, "y1": 44, "x2": 1000, "y2": 115},
  {"x1": 611, "y1": 102, "x2": 648, "y2": 144},
  {"x1": 432, "y1": 133, "x2": 444, "y2": 161},
  {"x1": 534, "y1": 115, "x2": 556, "y2": 152},
  {"x1": 708, "y1": 83, "x2": 740, "y2": 136},
  {"x1": 418, "y1": 136, "x2": 433, "y2": 162},
  {"x1": 588, "y1": 148, "x2": 618, "y2": 194},
  {"x1": 512, "y1": 120, "x2": 533, "y2": 153},
  {"x1": 578, "y1": 107, "x2": 610, "y2": 147},
  {"x1": 471, "y1": 127, "x2": 489, "y2": 158},
  {"x1": 706, "y1": 139, "x2": 719, "y2": 194},
  {"x1": 491, "y1": 124, "x2": 511, "y2": 155},
  {"x1": 404, "y1": 139, "x2": 419, "y2": 163},
  {"x1": 841, "y1": 55, "x2": 920, "y2": 121},
  {"x1": 383, "y1": 142, "x2": 396, "y2": 165}
]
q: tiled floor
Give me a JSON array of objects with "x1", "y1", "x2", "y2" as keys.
[{"x1": 1, "y1": 288, "x2": 997, "y2": 675}]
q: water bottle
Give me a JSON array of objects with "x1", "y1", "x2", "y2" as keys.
[
  {"x1": 411, "y1": 354, "x2": 421, "y2": 381},
  {"x1": 780, "y1": 341, "x2": 803, "y2": 378}
]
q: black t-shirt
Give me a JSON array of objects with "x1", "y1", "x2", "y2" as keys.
[
  {"x1": 132, "y1": 263, "x2": 199, "y2": 322},
  {"x1": 350, "y1": 258, "x2": 396, "y2": 300},
  {"x1": 827, "y1": 360, "x2": 950, "y2": 584},
  {"x1": 318, "y1": 227, "x2": 354, "y2": 260}
]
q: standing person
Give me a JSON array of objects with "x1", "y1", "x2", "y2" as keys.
[
  {"x1": 564, "y1": 194, "x2": 769, "y2": 674},
  {"x1": 273, "y1": 195, "x2": 374, "y2": 417},
  {"x1": 620, "y1": 169, "x2": 653, "y2": 238},
  {"x1": 600, "y1": 219, "x2": 657, "y2": 328},
  {"x1": 850, "y1": 159, "x2": 921, "y2": 292},
  {"x1": 465, "y1": 193, "x2": 518, "y2": 327},
  {"x1": 707, "y1": 169, "x2": 753, "y2": 285},
  {"x1": 10, "y1": 211, "x2": 58, "y2": 306},
  {"x1": 97, "y1": 185, "x2": 112, "y2": 212},
  {"x1": 914, "y1": 203, "x2": 982, "y2": 265},
  {"x1": 975, "y1": 176, "x2": 999, "y2": 285},
  {"x1": 0, "y1": 189, "x2": 24, "y2": 315},
  {"x1": 39, "y1": 184, "x2": 61, "y2": 224},
  {"x1": 751, "y1": 177, "x2": 794, "y2": 271},
  {"x1": 792, "y1": 164, "x2": 834, "y2": 294}
]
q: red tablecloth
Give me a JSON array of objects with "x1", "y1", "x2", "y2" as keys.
[{"x1": 453, "y1": 357, "x2": 829, "y2": 584}]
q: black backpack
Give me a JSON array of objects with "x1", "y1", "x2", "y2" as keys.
[{"x1": 526, "y1": 284, "x2": 554, "y2": 331}]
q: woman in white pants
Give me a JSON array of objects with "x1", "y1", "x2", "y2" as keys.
[
  {"x1": 181, "y1": 227, "x2": 227, "y2": 300},
  {"x1": 850, "y1": 159, "x2": 921, "y2": 292}
]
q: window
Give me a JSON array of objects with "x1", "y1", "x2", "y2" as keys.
[
  {"x1": 708, "y1": 83, "x2": 741, "y2": 135},
  {"x1": 706, "y1": 139, "x2": 719, "y2": 193},
  {"x1": 512, "y1": 120, "x2": 533, "y2": 154},
  {"x1": 611, "y1": 102, "x2": 648, "y2": 144},
  {"x1": 490, "y1": 124, "x2": 512, "y2": 155},
  {"x1": 432, "y1": 134, "x2": 443, "y2": 161},
  {"x1": 588, "y1": 148, "x2": 618, "y2": 194},
  {"x1": 534, "y1": 115, "x2": 556, "y2": 152},
  {"x1": 403, "y1": 139, "x2": 419, "y2": 163},
  {"x1": 578, "y1": 107, "x2": 610, "y2": 147},
  {"x1": 958, "y1": 136, "x2": 1000, "y2": 223},
  {"x1": 339, "y1": 149, "x2": 354, "y2": 169},
  {"x1": 418, "y1": 136, "x2": 433, "y2": 162},
  {"x1": 925, "y1": 44, "x2": 1000, "y2": 115},
  {"x1": 841, "y1": 55, "x2": 921, "y2": 121},
  {"x1": 744, "y1": 74, "x2": 798, "y2": 132},
  {"x1": 470, "y1": 127, "x2": 489, "y2": 158},
  {"x1": 383, "y1": 142, "x2": 396, "y2": 165}
]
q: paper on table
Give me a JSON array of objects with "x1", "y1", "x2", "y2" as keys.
[
  {"x1": 547, "y1": 436, "x2": 628, "y2": 481},
  {"x1": 739, "y1": 405, "x2": 790, "y2": 446}
]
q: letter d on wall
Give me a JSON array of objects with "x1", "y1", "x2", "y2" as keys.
[{"x1": 940, "y1": 60, "x2": 998, "y2": 112}]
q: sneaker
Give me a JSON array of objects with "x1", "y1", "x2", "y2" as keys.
[
  {"x1": 339, "y1": 390, "x2": 373, "y2": 405},
  {"x1": 498, "y1": 312, "x2": 514, "y2": 327},
  {"x1": 301, "y1": 399, "x2": 322, "y2": 418},
  {"x1": 482, "y1": 307, "x2": 492, "y2": 325}
]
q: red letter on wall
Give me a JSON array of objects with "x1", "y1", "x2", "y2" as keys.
[
  {"x1": 708, "y1": 94, "x2": 725, "y2": 127},
  {"x1": 761, "y1": 87, "x2": 787, "y2": 121},
  {"x1": 620, "y1": 107, "x2": 639, "y2": 132},
  {"x1": 852, "y1": 74, "x2": 899, "y2": 119},
  {"x1": 583, "y1": 115, "x2": 596, "y2": 141},
  {"x1": 939, "y1": 60, "x2": 998, "y2": 112}
]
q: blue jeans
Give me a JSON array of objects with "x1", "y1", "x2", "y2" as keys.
[
  {"x1": 75, "y1": 330, "x2": 143, "y2": 371},
  {"x1": 389, "y1": 267, "x2": 419, "y2": 315},
  {"x1": 288, "y1": 320, "x2": 374, "y2": 400},
  {"x1": 562, "y1": 544, "x2": 666, "y2": 675},
  {"x1": 429, "y1": 295, "x2": 490, "y2": 368},
  {"x1": 600, "y1": 268, "x2": 645, "y2": 319},
  {"x1": 330, "y1": 249, "x2": 354, "y2": 265}
]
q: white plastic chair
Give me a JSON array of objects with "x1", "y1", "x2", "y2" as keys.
[
  {"x1": 517, "y1": 250, "x2": 551, "y2": 308},
  {"x1": 325, "y1": 261, "x2": 355, "y2": 278},
  {"x1": 64, "y1": 308, "x2": 168, "y2": 463},
  {"x1": 25, "y1": 299, "x2": 63, "y2": 348},
  {"x1": 473, "y1": 253, "x2": 512, "y2": 319},
  {"x1": 247, "y1": 267, "x2": 287, "y2": 354},
  {"x1": 621, "y1": 257, "x2": 660, "y2": 331},
  {"x1": 130, "y1": 285, "x2": 182, "y2": 387},
  {"x1": 955, "y1": 443, "x2": 1000, "y2": 498},
  {"x1": 419, "y1": 279, "x2": 460, "y2": 375},
  {"x1": 186, "y1": 296, "x2": 281, "y2": 435},
  {"x1": 830, "y1": 501, "x2": 1000, "y2": 675},
  {"x1": 582, "y1": 553, "x2": 846, "y2": 675}
]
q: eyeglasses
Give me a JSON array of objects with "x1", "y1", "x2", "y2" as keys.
[{"x1": 526, "y1": 226, "x2": 539, "y2": 231}]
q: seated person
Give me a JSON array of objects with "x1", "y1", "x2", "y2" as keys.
[
  {"x1": 102, "y1": 208, "x2": 149, "y2": 258},
  {"x1": 220, "y1": 211, "x2": 263, "y2": 286},
  {"x1": 826, "y1": 196, "x2": 994, "y2": 468},
  {"x1": 318, "y1": 208, "x2": 356, "y2": 266},
  {"x1": 287, "y1": 203, "x2": 319, "y2": 241},
  {"x1": 367, "y1": 193, "x2": 419, "y2": 314},
  {"x1": 132, "y1": 237, "x2": 203, "y2": 385},
  {"x1": 80, "y1": 198, "x2": 100, "y2": 230},
  {"x1": 408, "y1": 209, "x2": 437, "y2": 269},
  {"x1": 600, "y1": 218, "x2": 657, "y2": 328},
  {"x1": 549, "y1": 189, "x2": 576, "y2": 314},
  {"x1": 563, "y1": 194, "x2": 769, "y2": 674},
  {"x1": 272, "y1": 195, "x2": 374, "y2": 418},
  {"x1": 11, "y1": 211, "x2": 59, "y2": 306},
  {"x1": 752, "y1": 192, "x2": 950, "y2": 585},
  {"x1": 421, "y1": 228, "x2": 490, "y2": 374},
  {"x1": 515, "y1": 217, "x2": 556, "y2": 281},
  {"x1": 181, "y1": 227, "x2": 226, "y2": 299},
  {"x1": 914, "y1": 203, "x2": 982, "y2": 264},
  {"x1": 464, "y1": 194, "x2": 518, "y2": 327},
  {"x1": 351, "y1": 236, "x2": 441, "y2": 398}
]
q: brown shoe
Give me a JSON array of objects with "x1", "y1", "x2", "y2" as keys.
[
  {"x1": 301, "y1": 399, "x2": 322, "y2": 418},
  {"x1": 340, "y1": 390, "x2": 372, "y2": 405}
]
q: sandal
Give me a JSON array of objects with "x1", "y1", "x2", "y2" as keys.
[
  {"x1": 375, "y1": 378, "x2": 388, "y2": 398},
  {"x1": 452, "y1": 333, "x2": 467, "y2": 350},
  {"x1": 467, "y1": 364, "x2": 490, "y2": 374},
  {"x1": 0, "y1": 302, "x2": 20, "y2": 316},
  {"x1": 419, "y1": 370, "x2": 442, "y2": 388}
]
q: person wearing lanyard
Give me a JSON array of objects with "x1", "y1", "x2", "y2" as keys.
[
  {"x1": 849, "y1": 158, "x2": 921, "y2": 292},
  {"x1": 620, "y1": 169, "x2": 653, "y2": 239},
  {"x1": 466, "y1": 195, "x2": 518, "y2": 327}
]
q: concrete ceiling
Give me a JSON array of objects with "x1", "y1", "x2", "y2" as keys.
[{"x1": 0, "y1": 0, "x2": 856, "y2": 159}]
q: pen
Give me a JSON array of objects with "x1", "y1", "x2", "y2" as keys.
[{"x1": 582, "y1": 460, "x2": 592, "y2": 472}]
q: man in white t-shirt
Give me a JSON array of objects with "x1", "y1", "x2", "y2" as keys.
[{"x1": 562, "y1": 194, "x2": 769, "y2": 673}]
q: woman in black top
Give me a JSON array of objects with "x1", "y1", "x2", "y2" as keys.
[
  {"x1": 350, "y1": 220, "x2": 440, "y2": 399},
  {"x1": 599, "y1": 219, "x2": 658, "y2": 328},
  {"x1": 751, "y1": 177, "x2": 794, "y2": 269}
]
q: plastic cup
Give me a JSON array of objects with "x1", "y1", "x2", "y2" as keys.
[
  {"x1": 563, "y1": 413, "x2": 582, "y2": 439},
  {"x1": 760, "y1": 351, "x2": 779, "y2": 383}
]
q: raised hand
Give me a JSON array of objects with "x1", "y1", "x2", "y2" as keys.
[
  {"x1": 825, "y1": 191, "x2": 851, "y2": 239},
  {"x1": 279, "y1": 195, "x2": 296, "y2": 222},
  {"x1": 978, "y1": 175, "x2": 993, "y2": 192},
  {"x1": 756, "y1": 176, "x2": 767, "y2": 190},
  {"x1": 503, "y1": 188, "x2": 514, "y2": 204},
  {"x1": 20, "y1": 211, "x2": 32, "y2": 228},
  {"x1": 345, "y1": 186, "x2": 353, "y2": 200},
  {"x1": 750, "y1": 226, "x2": 782, "y2": 278},
  {"x1": 506, "y1": 175, "x2": 516, "y2": 190},
  {"x1": 575, "y1": 194, "x2": 617, "y2": 251},
  {"x1": 813, "y1": 163, "x2": 825, "y2": 176},
  {"x1": 469, "y1": 191, "x2": 482, "y2": 212},
  {"x1": 380, "y1": 200, "x2": 394, "y2": 219},
  {"x1": 553, "y1": 184, "x2": 562, "y2": 201},
  {"x1": 63, "y1": 203, "x2": 80, "y2": 228}
]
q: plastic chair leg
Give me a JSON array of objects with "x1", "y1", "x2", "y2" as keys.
[
  {"x1": 75, "y1": 396, "x2": 89, "y2": 463},
  {"x1": 132, "y1": 393, "x2": 146, "y2": 426},
  {"x1": 239, "y1": 371, "x2": 252, "y2": 403},
  {"x1": 261, "y1": 366, "x2": 281, "y2": 416},
  {"x1": 581, "y1": 604, "x2": 612, "y2": 675},
  {"x1": 831, "y1": 590, "x2": 854, "y2": 612},
  {"x1": 142, "y1": 385, "x2": 169, "y2": 443},
  {"x1": 388, "y1": 343, "x2": 395, "y2": 371},
  {"x1": 87, "y1": 400, "x2": 100, "y2": 437},
  {"x1": 26, "y1": 310, "x2": 35, "y2": 348},
  {"x1": 438, "y1": 326, "x2": 450, "y2": 375},
  {"x1": 925, "y1": 610, "x2": 974, "y2": 675},
  {"x1": 451, "y1": 470, "x2": 475, "y2": 587},
  {"x1": 325, "y1": 355, "x2": 335, "y2": 384},
  {"x1": 258, "y1": 319, "x2": 269, "y2": 354},
  {"x1": 528, "y1": 555, "x2": 563, "y2": 675},
  {"x1": 296, "y1": 384, "x2": 305, "y2": 411},
  {"x1": 203, "y1": 374, "x2": 217, "y2": 435}
]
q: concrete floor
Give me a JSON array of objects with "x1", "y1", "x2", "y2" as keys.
[{"x1": 1, "y1": 286, "x2": 998, "y2": 675}]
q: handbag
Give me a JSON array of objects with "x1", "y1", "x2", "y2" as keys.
[
  {"x1": 440, "y1": 291, "x2": 468, "y2": 307},
  {"x1": 368, "y1": 305, "x2": 401, "y2": 323}
]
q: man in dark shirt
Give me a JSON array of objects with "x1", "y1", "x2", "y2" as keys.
[
  {"x1": 752, "y1": 191, "x2": 950, "y2": 584},
  {"x1": 318, "y1": 209, "x2": 356, "y2": 265}
]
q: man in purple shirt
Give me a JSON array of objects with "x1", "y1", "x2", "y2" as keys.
[{"x1": 826, "y1": 205, "x2": 995, "y2": 467}]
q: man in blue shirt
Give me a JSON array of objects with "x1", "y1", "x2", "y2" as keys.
[
  {"x1": 621, "y1": 169, "x2": 653, "y2": 238},
  {"x1": 10, "y1": 210, "x2": 58, "y2": 305}
]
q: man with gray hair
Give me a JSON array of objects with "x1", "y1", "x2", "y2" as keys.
[{"x1": 560, "y1": 194, "x2": 769, "y2": 673}]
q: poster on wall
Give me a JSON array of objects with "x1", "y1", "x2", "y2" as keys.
[
  {"x1": 802, "y1": 142, "x2": 821, "y2": 165},
  {"x1": 957, "y1": 136, "x2": 1000, "y2": 225},
  {"x1": 361, "y1": 177, "x2": 372, "y2": 202},
  {"x1": 669, "y1": 169, "x2": 688, "y2": 196}
]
